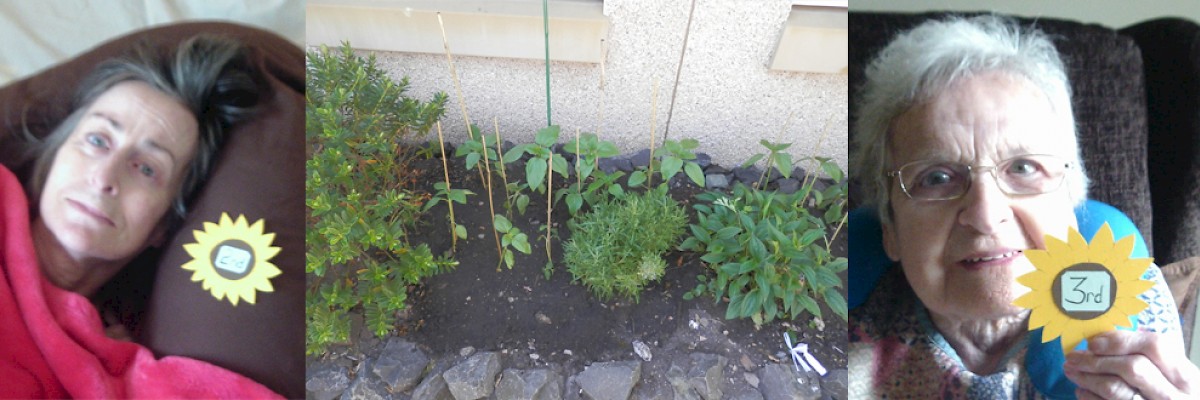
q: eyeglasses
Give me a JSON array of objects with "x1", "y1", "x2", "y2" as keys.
[{"x1": 885, "y1": 154, "x2": 1071, "y2": 201}]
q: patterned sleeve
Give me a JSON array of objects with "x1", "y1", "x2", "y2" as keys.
[{"x1": 1137, "y1": 263, "x2": 1183, "y2": 336}]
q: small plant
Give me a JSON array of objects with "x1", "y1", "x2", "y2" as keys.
[
  {"x1": 651, "y1": 138, "x2": 706, "y2": 187},
  {"x1": 506, "y1": 125, "x2": 570, "y2": 270},
  {"x1": 742, "y1": 139, "x2": 795, "y2": 187},
  {"x1": 422, "y1": 181, "x2": 472, "y2": 240},
  {"x1": 306, "y1": 42, "x2": 454, "y2": 355},
  {"x1": 563, "y1": 184, "x2": 687, "y2": 302},
  {"x1": 682, "y1": 174, "x2": 849, "y2": 326},
  {"x1": 494, "y1": 214, "x2": 533, "y2": 270},
  {"x1": 559, "y1": 132, "x2": 621, "y2": 215},
  {"x1": 507, "y1": 125, "x2": 570, "y2": 195}
]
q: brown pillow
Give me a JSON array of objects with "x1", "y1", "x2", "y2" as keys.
[
  {"x1": 1160, "y1": 257, "x2": 1200, "y2": 348},
  {"x1": 0, "y1": 22, "x2": 304, "y2": 397}
]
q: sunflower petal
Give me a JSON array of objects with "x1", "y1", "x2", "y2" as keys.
[
  {"x1": 1112, "y1": 297, "x2": 1149, "y2": 316},
  {"x1": 1090, "y1": 223, "x2": 1115, "y2": 256},
  {"x1": 1027, "y1": 308, "x2": 1055, "y2": 329},
  {"x1": 1118, "y1": 280, "x2": 1155, "y2": 297},
  {"x1": 1023, "y1": 250, "x2": 1054, "y2": 271},
  {"x1": 1016, "y1": 270, "x2": 1053, "y2": 288},
  {"x1": 1067, "y1": 227, "x2": 1091, "y2": 256}
]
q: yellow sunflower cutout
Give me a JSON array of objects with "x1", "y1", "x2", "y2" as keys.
[
  {"x1": 1013, "y1": 223, "x2": 1154, "y2": 355},
  {"x1": 182, "y1": 213, "x2": 282, "y2": 306}
]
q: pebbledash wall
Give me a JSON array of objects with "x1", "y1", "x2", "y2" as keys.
[{"x1": 307, "y1": 0, "x2": 849, "y2": 172}]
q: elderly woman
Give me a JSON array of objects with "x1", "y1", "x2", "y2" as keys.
[
  {"x1": 848, "y1": 16, "x2": 1199, "y2": 399},
  {"x1": 0, "y1": 35, "x2": 279, "y2": 397}
]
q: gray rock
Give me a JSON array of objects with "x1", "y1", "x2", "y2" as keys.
[
  {"x1": 616, "y1": 158, "x2": 634, "y2": 172},
  {"x1": 412, "y1": 373, "x2": 454, "y2": 400},
  {"x1": 792, "y1": 166, "x2": 807, "y2": 179},
  {"x1": 343, "y1": 376, "x2": 390, "y2": 400},
  {"x1": 686, "y1": 353, "x2": 726, "y2": 400},
  {"x1": 704, "y1": 174, "x2": 728, "y2": 190},
  {"x1": 728, "y1": 387, "x2": 765, "y2": 400},
  {"x1": 632, "y1": 341, "x2": 652, "y2": 362},
  {"x1": 694, "y1": 152, "x2": 711, "y2": 168},
  {"x1": 703, "y1": 164, "x2": 728, "y2": 175},
  {"x1": 744, "y1": 373, "x2": 759, "y2": 388},
  {"x1": 443, "y1": 352, "x2": 502, "y2": 400},
  {"x1": 667, "y1": 354, "x2": 725, "y2": 400},
  {"x1": 598, "y1": 158, "x2": 632, "y2": 174},
  {"x1": 575, "y1": 361, "x2": 642, "y2": 400},
  {"x1": 776, "y1": 179, "x2": 800, "y2": 195},
  {"x1": 732, "y1": 166, "x2": 762, "y2": 186},
  {"x1": 374, "y1": 338, "x2": 430, "y2": 392},
  {"x1": 631, "y1": 380, "x2": 674, "y2": 400},
  {"x1": 763, "y1": 167, "x2": 784, "y2": 183},
  {"x1": 668, "y1": 375, "x2": 701, "y2": 400},
  {"x1": 629, "y1": 149, "x2": 652, "y2": 169},
  {"x1": 822, "y1": 370, "x2": 847, "y2": 400},
  {"x1": 307, "y1": 362, "x2": 351, "y2": 400},
  {"x1": 758, "y1": 364, "x2": 818, "y2": 400},
  {"x1": 812, "y1": 178, "x2": 834, "y2": 194},
  {"x1": 494, "y1": 368, "x2": 564, "y2": 400}
]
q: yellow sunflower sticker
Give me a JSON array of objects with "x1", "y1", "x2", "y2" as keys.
[
  {"x1": 1013, "y1": 223, "x2": 1154, "y2": 354},
  {"x1": 182, "y1": 213, "x2": 282, "y2": 306}
]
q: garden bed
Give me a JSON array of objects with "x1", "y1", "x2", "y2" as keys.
[
  {"x1": 308, "y1": 147, "x2": 849, "y2": 399},
  {"x1": 306, "y1": 42, "x2": 848, "y2": 399}
]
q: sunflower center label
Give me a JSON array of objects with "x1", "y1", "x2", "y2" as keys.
[
  {"x1": 1051, "y1": 263, "x2": 1115, "y2": 319},
  {"x1": 212, "y1": 240, "x2": 255, "y2": 280}
]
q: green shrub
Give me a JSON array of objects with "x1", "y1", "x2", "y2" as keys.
[
  {"x1": 563, "y1": 184, "x2": 687, "y2": 302},
  {"x1": 305, "y1": 42, "x2": 454, "y2": 355},
  {"x1": 682, "y1": 164, "x2": 849, "y2": 325}
]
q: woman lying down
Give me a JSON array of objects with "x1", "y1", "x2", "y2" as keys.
[{"x1": 0, "y1": 35, "x2": 280, "y2": 398}]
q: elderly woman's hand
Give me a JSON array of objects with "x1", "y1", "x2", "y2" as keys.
[{"x1": 1063, "y1": 329, "x2": 1198, "y2": 399}]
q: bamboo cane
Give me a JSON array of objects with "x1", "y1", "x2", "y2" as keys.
[
  {"x1": 480, "y1": 120, "x2": 502, "y2": 270},
  {"x1": 435, "y1": 121, "x2": 457, "y2": 251},
  {"x1": 648, "y1": 77, "x2": 659, "y2": 187},
  {"x1": 576, "y1": 127, "x2": 582, "y2": 188},
  {"x1": 436, "y1": 13, "x2": 488, "y2": 190},
  {"x1": 493, "y1": 118, "x2": 512, "y2": 217}
]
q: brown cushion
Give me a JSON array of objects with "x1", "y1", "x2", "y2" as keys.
[
  {"x1": 1161, "y1": 257, "x2": 1200, "y2": 348},
  {"x1": 0, "y1": 22, "x2": 304, "y2": 397},
  {"x1": 848, "y1": 12, "x2": 1155, "y2": 255}
]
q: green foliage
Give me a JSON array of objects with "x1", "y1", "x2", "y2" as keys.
[
  {"x1": 455, "y1": 124, "x2": 499, "y2": 171},
  {"x1": 557, "y1": 132, "x2": 622, "y2": 216},
  {"x1": 423, "y1": 181, "x2": 473, "y2": 240},
  {"x1": 652, "y1": 138, "x2": 706, "y2": 187},
  {"x1": 306, "y1": 42, "x2": 454, "y2": 355},
  {"x1": 494, "y1": 214, "x2": 532, "y2": 269},
  {"x1": 682, "y1": 165, "x2": 849, "y2": 325},
  {"x1": 506, "y1": 125, "x2": 570, "y2": 194},
  {"x1": 742, "y1": 139, "x2": 795, "y2": 187},
  {"x1": 563, "y1": 185, "x2": 687, "y2": 302}
]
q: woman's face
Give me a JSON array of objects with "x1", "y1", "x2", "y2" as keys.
[
  {"x1": 37, "y1": 81, "x2": 198, "y2": 264},
  {"x1": 882, "y1": 72, "x2": 1079, "y2": 322}
]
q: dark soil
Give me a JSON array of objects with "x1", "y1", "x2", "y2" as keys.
[{"x1": 383, "y1": 150, "x2": 849, "y2": 374}]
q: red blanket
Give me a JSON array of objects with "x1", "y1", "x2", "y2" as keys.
[{"x1": 0, "y1": 165, "x2": 280, "y2": 398}]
